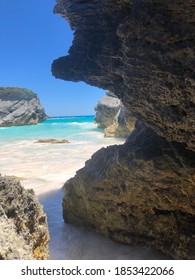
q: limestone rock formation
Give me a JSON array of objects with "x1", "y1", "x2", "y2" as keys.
[
  {"x1": 0, "y1": 204, "x2": 34, "y2": 260},
  {"x1": 0, "y1": 175, "x2": 49, "y2": 259},
  {"x1": 95, "y1": 91, "x2": 135, "y2": 137},
  {"x1": 52, "y1": 0, "x2": 195, "y2": 259},
  {"x1": 63, "y1": 123, "x2": 195, "y2": 259},
  {"x1": 52, "y1": 0, "x2": 195, "y2": 151},
  {"x1": 95, "y1": 91, "x2": 120, "y2": 129},
  {"x1": 0, "y1": 87, "x2": 47, "y2": 127}
]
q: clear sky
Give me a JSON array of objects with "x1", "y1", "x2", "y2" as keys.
[{"x1": 0, "y1": 0, "x2": 105, "y2": 116}]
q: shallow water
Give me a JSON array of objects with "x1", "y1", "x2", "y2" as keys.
[
  {"x1": 0, "y1": 116, "x2": 168, "y2": 259},
  {"x1": 39, "y1": 189, "x2": 168, "y2": 260},
  {"x1": 0, "y1": 117, "x2": 123, "y2": 195}
]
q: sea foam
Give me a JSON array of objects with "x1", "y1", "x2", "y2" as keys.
[
  {"x1": 0, "y1": 116, "x2": 123, "y2": 195},
  {"x1": 0, "y1": 116, "x2": 167, "y2": 259}
]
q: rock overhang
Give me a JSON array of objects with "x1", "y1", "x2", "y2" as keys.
[
  {"x1": 52, "y1": 0, "x2": 195, "y2": 151},
  {"x1": 51, "y1": 0, "x2": 195, "y2": 259}
]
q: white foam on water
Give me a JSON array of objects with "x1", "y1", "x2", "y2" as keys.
[
  {"x1": 0, "y1": 135, "x2": 123, "y2": 195},
  {"x1": 0, "y1": 119, "x2": 169, "y2": 259}
]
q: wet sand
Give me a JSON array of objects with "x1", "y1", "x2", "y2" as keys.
[{"x1": 40, "y1": 189, "x2": 168, "y2": 260}]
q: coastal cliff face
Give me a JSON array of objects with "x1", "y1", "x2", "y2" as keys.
[
  {"x1": 52, "y1": 0, "x2": 195, "y2": 259},
  {"x1": 0, "y1": 87, "x2": 47, "y2": 127},
  {"x1": 95, "y1": 91, "x2": 135, "y2": 137},
  {"x1": 95, "y1": 91, "x2": 120, "y2": 129},
  {"x1": 0, "y1": 175, "x2": 49, "y2": 259}
]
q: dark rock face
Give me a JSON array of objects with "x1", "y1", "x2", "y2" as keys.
[
  {"x1": 63, "y1": 123, "x2": 195, "y2": 259},
  {"x1": 0, "y1": 175, "x2": 49, "y2": 259},
  {"x1": 95, "y1": 91, "x2": 135, "y2": 137},
  {"x1": 52, "y1": 0, "x2": 195, "y2": 151},
  {"x1": 52, "y1": 0, "x2": 195, "y2": 259},
  {"x1": 0, "y1": 87, "x2": 47, "y2": 127}
]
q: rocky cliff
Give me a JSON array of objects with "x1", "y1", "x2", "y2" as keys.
[
  {"x1": 52, "y1": 0, "x2": 195, "y2": 259},
  {"x1": 0, "y1": 87, "x2": 47, "y2": 127},
  {"x1": 95, "y1": 91, "x2": 135, "y2": 137},
  {"x1": 0, "y1": 175, "x2": 49, "y2": 259}
]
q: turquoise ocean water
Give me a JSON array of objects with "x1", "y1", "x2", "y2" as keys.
[
  {"x1": 0, "y1": 115, "x2": 101, "y2": 143},
  {"x1": 0, "y1": 116, "x2": 167, "y2": 259},
  {"x1": 0, "y1": 115, "x2": 123, "y2": 195}
]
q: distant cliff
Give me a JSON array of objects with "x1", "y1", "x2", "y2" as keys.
[
  {"x1": 0, "y1": 87, "x2": 47, "y2": 127},
  {"x1": 0, "y1": 175, "x2": 49, "y2": 259},
  {"x1": 95, "y1": 91, "x2": 135, "y2": 138}
]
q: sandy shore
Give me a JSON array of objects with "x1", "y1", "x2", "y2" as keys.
[{"x1": 0, "y1": 136, "x2": 124, "y2": 195}]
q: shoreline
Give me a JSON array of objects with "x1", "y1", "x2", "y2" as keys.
[
  {"x1": 0, "y1": 135, "x2": 124, "y2": 196},
  {"x1": 0, "y1": 118, "x2": 169, "y2": 260}
]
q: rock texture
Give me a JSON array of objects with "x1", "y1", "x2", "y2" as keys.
[
  {"x1": 52, "y1": 0, "x2": 195, "y2": 259},
  {"x1": 52, "y1": 0, "x2": 195, "y2": 151},
  {"x1": 95, "y1": 91, "x2": 121, "y2": 129},
  {"x1": 0, "y1": 87, "x2": 47, "y2": 127},
  {"x1": 0, "y1": 175, "x2": 49, "y2": 260},
  {"x1": 95, "y1": 91, "x2": 135, "y2": 137},
  {"x1": 63, "y1": 123, "x2": 195, "y2": 259}
]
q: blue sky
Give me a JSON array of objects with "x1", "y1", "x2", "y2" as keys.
[{"x1": 0, "y1": 0, "x2": 105, "y2": 116}]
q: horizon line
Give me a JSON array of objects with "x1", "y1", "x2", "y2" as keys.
[{"x1": 48, "y1": 114, "x2": 95, "y2": 118}]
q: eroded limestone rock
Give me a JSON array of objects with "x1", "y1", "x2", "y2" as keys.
[
  {"x1": 63, "y1": 123, "x2": 195, "y2": 259},
  {"x1": 95, "y1": 91, "x2": 121, "y2": 129},
  {"x1": 0, "y1": 175, "x2": 49, "y2": 259},
  {"x1": 52, "y1": 0, "x2": 195, "y2": 259},
  {"x1": 0, "y1": 87, "x2": 47, "y2": 127},
  {"x1": 52, "y1": 0, "x2": 195, "y2": 151},
  {"x1": 95, "y1": 91, "x2": 135, "y2": 138}
]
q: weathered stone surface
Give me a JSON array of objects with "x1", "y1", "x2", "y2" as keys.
[
  {"x1": 63, "y1": 123, "x2": 195, "y2": 259},
  {"x1": 52, "y1": 0, "x2": 195, "y2": 151},
  {"x1": 95, "y1": 91, "x2": 121, "y2": 129},
  {"x1": 35, "y1": 139, "x2": 70, "y2": 144},
  {"x1": 0, "y1": 87, "x2": 47, "y2": 127},
  {"x1": 95, "y1": 91, "x2": 135, "y2": 137},
  {"x1": 52, "y1": 0, "x2": 195, "y2": 259},
  {"x1": 0, "y1": 205, "x2": 33, "y2": 260},
  {"x1": 0, "y1": 175, "x2": 49, "y2": 259}
]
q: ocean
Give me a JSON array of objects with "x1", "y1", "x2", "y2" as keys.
[{"x1": 0, "y1": 116, "x2": 167, "y2": 259}]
